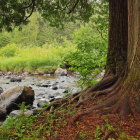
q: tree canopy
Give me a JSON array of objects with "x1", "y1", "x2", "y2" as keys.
[{"x1": 0, "y1": 0, "x2": 95, "y2": 30}]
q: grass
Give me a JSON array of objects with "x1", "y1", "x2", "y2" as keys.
[{"x1": 0, "y1": 43, "x2": 75, "y2": 73}]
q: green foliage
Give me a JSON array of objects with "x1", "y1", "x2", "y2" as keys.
[
  {"x1": 94, "y1": 126, "x2": 102, "y2": 140},
  {"x1": 0, "y1": 43, "x2": 75, "y2": 73},
  {"x1": 0, "y1": 106, "x2": 76, "y2": 139},
  {"x1": 19, "y1": 102, "x2": 30, "y2": 113},
  {"x1": 63, "y1": 1, "x2": 109, "y2": 87},
  {"x1": 0, "y1": 44, "x2": 18, "y2": 57},
  {"x1": 0, "y1": 33, "x2": 11, "y2": 48},
  {"x1": 0, "y1": 13, "x2": 80, "y2": 47},
  {"x1": 65, "y1": 24, "x2": 107, "y2": 87},
  {"x1": 0, "y1": 115, "x2": 36, "y2": 140},
  {"x1": 0, "y1": 0, "x2": 92, "y2": 30},
  {"x1": 94, "y1": 118, "x2": 137, "y2": 140}
]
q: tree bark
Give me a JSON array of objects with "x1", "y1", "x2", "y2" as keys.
[
  {"x1": 106, "y1": 0, "x2": 128, "y2": 77},
  {"x1": 91, "y1": 0, "x2": 140, "y2": 116},
  {"x1": 69, "y1": 0, "x2": 140, "y2": 120}
]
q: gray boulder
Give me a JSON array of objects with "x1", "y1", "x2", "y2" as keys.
[
  {"x1": 54, "y1": 68, "x2": 67, "y2": 76},
  {"x1": 0, "y1": 86, "x2": 34, "y2": 120},
  {"x1": 10, "y1": 110, "x2": 34, "y2": 117}
]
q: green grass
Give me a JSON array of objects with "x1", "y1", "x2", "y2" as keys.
[{"x1": 0, "y1": 43, "x2": 75, "y2": 73}]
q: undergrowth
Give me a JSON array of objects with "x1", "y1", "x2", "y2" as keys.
[{"x1": 0, "y1": 105, "x2": 77, "y2": 139}]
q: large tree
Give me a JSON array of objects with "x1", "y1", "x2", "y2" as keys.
[{"x1": 0, "y1": 0, "x2": 140, "y2": 118}]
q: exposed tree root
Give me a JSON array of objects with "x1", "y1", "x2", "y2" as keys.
[
  {"x1": 70, "y1": 88, "x2": 140, "y2": 125},
  {"x1": 86, "y1": 75, "x2": 118, "y2": 93},
  {"x1": 40, "y1": 75, "x2": 140, "y2": 128}
]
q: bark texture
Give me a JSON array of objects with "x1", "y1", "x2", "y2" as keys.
[{"x1": 106, "y1": 0, "x2": 128, "y2": 76}]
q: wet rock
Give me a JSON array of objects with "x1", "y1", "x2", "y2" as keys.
[
  {"x1": 63, "y1": 89, "x2": 69, "y2": 93},
  {"x1": 33, "y1": 73, "x2": 40, "y2": 75},
  {"x1": 48, "y1": 95, "x2": 55, "y2": 98},
  {"x1": 7, "y1": 72, "x2": 12, "y2": 75},
  {"x1": 22, "y1": 72, "x2": 29, "y2": 76},
  {"x1": 0, "y1": 87, "x2": 3, "y2": 94},
  {"x1": 41, "y1": 84, "x2": 50, "y2": 88},
  {"x1": 38, "y1": 84, "x2": 51, "y2": 88},
  {"x1": 37, "y1": 100, "x2": 48, "y2": 108},
  {"x1": 10, "y1": 110, "x2": 34, "y2": 117},
  {"x1": 49, "y1": 98, "x2": 55, "y2": 102},
  {"x1": 48, "y1": 95, "x2": 55, "y2": 102},
  {"x1": 0, "y1": 86, "x2": 34, "y2": 119},
  {"x1": 52, "y1": 86, "x2": 58, "y2": 90},
  {"x1": 10, "y1": 78, "x2": 22, "y2": 82},
  {"x1": 43, "y1": 74, "x2": 51, "y2": 77},
  {"x1": 54, "y1": 68, "x2": 67, "y2": 76},
  {"x1": 5, "y1": 76, "x2": 11, "y2": 79}
]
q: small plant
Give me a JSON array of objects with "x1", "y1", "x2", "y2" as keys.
[
  {"x1": 76, "y1": 131, "x2": 88, "y2": 139},
  {"x1": 42, "y1": 102, "x2": 49, "y2": 108},
  {"x1": 103, "y1": 118, "x2": 114, "y2": 131},
  {"x1": 119, "y1": 132, "x2": 137, "y2": 140},
  {"x1": 63, "y1": 93, "x2": 71, "y2": 98},
  {"x1": 97, "y1": 99, "x2": 104, "y2": 104},
  {"x1": 94, "y1": 126, "x2": 102, "y2": 140},
  {"x1": 19, "y1": 102, "x2": 30, "y2": 114}
]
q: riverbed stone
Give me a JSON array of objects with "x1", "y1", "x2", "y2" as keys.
[
  {"x1": 0, "y1": 87, "x2": 3, "y2": 94},
  {"x1": 0, "y1": 86, "x2": 34, "y2": 119},
  {"x1": 37, "y1": 100, "x2": 48, "y2": 108},
  {"x1": 7, "y1": 72, "x2": 12, "y2": 75},
  {"x1": 43, "y1": 74, "x2": 51, "y2": 77},
  {"x1": 10, "y1": 110, "x2": 34, "y2": 117},
  {"x1": 54, "y1": 68, "x2": 67, "y2": 76},
  {"x1": 52, "y1": 86, "x2": 58, "y2": 90},
  {"x1": 5, "y1": 76, "x2": 11, "y2": 79},
  {"x1": 23, "y1": 72, "x2": 29, "y2": 75},
  {"x1": 10, "y1": 78, "x2": 22, "y2": 82}
]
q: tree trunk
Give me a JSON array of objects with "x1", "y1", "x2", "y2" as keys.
[
  {"x1": 68, "y1": 0, "x2": 140, "y2": 120},
  {"x1": 106, "y1": 0, "x2": 128, "y2": 77},
  {"x1": 91, "y1": 0, "x2": 140, "y2": 116}
]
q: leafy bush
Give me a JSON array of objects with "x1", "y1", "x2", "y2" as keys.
[
  {"x1": 65, "y1": 25, "x2": 107, "y2": 87},
  {"x1": 0, "y1": 34, "x2": 11, "y2": 48},
  {"x1": 0, "y1": 44, "x2": 18, "y2": 57}
]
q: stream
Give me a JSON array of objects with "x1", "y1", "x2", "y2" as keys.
[{"x1": 0, "y1": 72, "x2": 81, "y2": 108}]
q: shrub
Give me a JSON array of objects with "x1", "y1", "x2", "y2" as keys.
[
  {"x1": 0, "y1": 44, "x2": 18, "y2": 57},
  {"x1": 65, "y1": 24, "x2": 107, "y2": 87}
]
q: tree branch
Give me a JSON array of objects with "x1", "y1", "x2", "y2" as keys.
[
  {"x1": 22, "y1": 0, "x2": 36, "y2": 23},
  {"x1": 68, "y1": 0, "x2": 80, "y2": 14}
]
